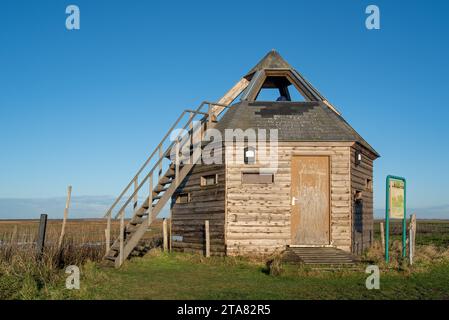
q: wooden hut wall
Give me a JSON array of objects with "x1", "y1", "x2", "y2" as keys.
[
  {"x1": 171, "y1": 164, "x2": 226, "y2": 255},
  {"x1": 350, "y1": 145, "x2": 375, "y2": 255},
  {"x1": 225, "y1": 142, "x2": 353, "y2": 256}
]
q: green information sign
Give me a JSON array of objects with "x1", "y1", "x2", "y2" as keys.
[{"x1": 385, "y1": 175, "x2": 407, "y2": 262}]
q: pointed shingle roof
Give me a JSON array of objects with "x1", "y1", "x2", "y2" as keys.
[
  {"x1": 215, "y1": 101, "x2": 379, "y2": 157},
  {"x1": 244, "y1": 50, "x2": 293, "y2": 79}
]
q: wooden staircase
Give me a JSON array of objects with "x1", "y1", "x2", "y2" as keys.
[
  {"x1": 103, "y1": 101, "x2": 228, "y2": 267},
  {"x1": 283, "y1": 247, "x2": 360, "y2": 268}
]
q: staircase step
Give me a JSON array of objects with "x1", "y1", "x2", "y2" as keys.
[
  {"x1": 104, "y1": 256, "x2": 116, "y2": 262},
  {"x1": 103, "y1": 152, "x2": 196, "y2": 267},
  {"x1": 154, "y1": 186, "x2": 168, "y2": 193},
  {"x1": 130, "y1": 218, "x2": 145, "y2": 225},
  {"x1": 158, "y1": 176, "x2": 173, "y2": 185},
  {"x1": 283, "y1": 247, "x2": 359, "y2": 266}
]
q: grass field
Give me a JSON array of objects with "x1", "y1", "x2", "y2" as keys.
[
  {"x1": 1, "y1": 219, "x2": 449, "y2": 300},
  {"x1": 40, "y1": 250, "x2": 449, "y2": 300},
  {"x1": 0, "y1": 218, "x2": 162, "y2": 245}
]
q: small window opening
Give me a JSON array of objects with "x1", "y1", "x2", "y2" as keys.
[
  {"x1": 366, "y1": 179, "x2": 373, "y2": 192},
  {"x1": 176, "y1": 193, "x2": 191, "y2": 204},
  {"x1": 201, "y1": 174, "x2": 218, "y2": 187},
  {"x1": 242, "y1": 172, "x2": 274, "y2": 184}
]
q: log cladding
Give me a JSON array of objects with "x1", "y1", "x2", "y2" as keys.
[
  {"x1": 225, "y1": 142, "x2": 353, "y2": 256},
  {"x1": 171, "y1": 164, "x2": 226, "y2": 256},
  {"x1": 350, "y1": 144, "x2": 376, "y2": 255}
]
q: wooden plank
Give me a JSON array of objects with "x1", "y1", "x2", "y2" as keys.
[
  {"x1": 118, "y1": 210, "x2": 124, "y2": 267},
  {"x1": 148, "y1": 173, "x2": 153, "y2": 225},
  {"x1": 169, "y1": 217, "x2": 172, "y2": 252},
  {"x1": 163, "y1": 218, "x2": 168, "y2": 252},
  {"x1": 211, "y1": 78, "x2": 250, "y2": 116},
  {"x1": 133, "y1": 178, "x2": 138, "y2": 209},
  {"x1": 105, "y1": 215, "x2": 111, "y2": 254}
]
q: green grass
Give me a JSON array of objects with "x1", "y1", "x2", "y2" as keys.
[
  {"x1": 2, "y1": 219, "x2": 449, "y2": 300},
  {"x1": 54, "y1": 252, "x2": 449, "y2": 300}
]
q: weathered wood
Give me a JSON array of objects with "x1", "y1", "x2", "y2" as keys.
[
  {"x1": 211, "y1": 78, "x2": 250, "y2": 116},
  {"x1": 133, "y1": 178, "x2": 138, "y2": 209},
  {"x1": 291, "y1": 156, "x2": 330, "y2": 245},
  {"x1": 36, "y1": 214, "x2": 48, "y2": 260},
  {"x1": 169, "y1": 217, "x2": 172, "y2": 252},
  {"x1": 171, "y1": 162, "x2": 226, "y2": 255},
  {"x1": 225, "y1": 142, "x2": 352, "y2": 255},
  {"x1": 205, "y1": 220, "x2": 210, "y2": 257},
  {"x1": 116, "y1": 164, "x2": 195, "y2": 265},
  {"x1": 58, "y1": 185, "x2": 72, "y2": 250},
  {"x1": 163, "y1": 218, "x2": 168, "y2": 252},
  {"x1": 175, "y1": 142, "x2": 180, "y2": 186},
  {"x1": 159, "y1": 146, "x2": 163, "y2": 177},
  {"x1": 119, "y1": 211, "x2": 125, "y2": 266},
  {"x1": 350, "y1": 146, "x2": 374, "y2": 255},
  {"x1": 148, "y1": 173, "x2": 153, "y2": 225}
]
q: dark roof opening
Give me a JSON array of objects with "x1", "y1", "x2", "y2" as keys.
[{"x1": 254, "y1": 76, "x2": 307, "y2": 102}]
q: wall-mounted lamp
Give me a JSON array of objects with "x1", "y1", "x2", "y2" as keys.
[
  {"x1": 244, "y1": 147, "x2": 256, "y2": 164},
  {"x1": 355, "y1": 150, "x2": 362, "y2": 166}
]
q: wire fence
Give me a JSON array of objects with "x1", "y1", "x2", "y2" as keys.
[
  {"x1": 374, "y1": 219, "x2": 449, "y2": 247},
  {"x1": 375, "y1": 220, "x2": 449, "y2": 235}
]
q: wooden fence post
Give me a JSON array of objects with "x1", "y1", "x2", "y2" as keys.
[
  {"x1": 11, "y1": 225, "x2": 17, "y2": 244},
  {"x1": 409, "y1": 213, "x2": 417, "y2": 265},
  {"x1": 36, "y1": 214, "x2": 48, "y2": 261},
  {"x1": 205, "y1": 220, "x2": 210, "y2": 258},
  {"x1": 169, "y1": 217, "x2": 172, "y2": 252},
  {"x1": 163, "y1": 218, "x2": 168, "y2": 252},
  {"x1": 58, "y1": 185, "x2": 72, "y2": 250},
  {"x1": 105, "y1": 214, "x2": 111, "y2": 254},
  {"x1": 380, "y1": 221, "x2": 385, "y2": 253}
]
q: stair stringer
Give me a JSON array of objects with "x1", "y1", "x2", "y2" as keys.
[{"x1": 113, "y1": 163, "x2": 194, "y2": 267}]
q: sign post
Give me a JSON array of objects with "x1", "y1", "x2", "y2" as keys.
[{"x1": 385, "y1": 175, "x2": 406, "y2": 262}]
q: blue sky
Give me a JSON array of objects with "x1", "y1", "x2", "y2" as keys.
[{"x1": 0, "y1": 0, "x2": 448, "y2": 219}]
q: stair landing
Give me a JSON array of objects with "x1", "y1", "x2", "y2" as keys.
[{"x1": 282, "y1": 247, "x2": 360, "y2": 267}]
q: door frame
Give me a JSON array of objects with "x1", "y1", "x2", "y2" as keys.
[{"x1": 290, "y1": 153, "x2": 332, "y2": 246}]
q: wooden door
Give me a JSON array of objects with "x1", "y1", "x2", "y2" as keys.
[{"x1": 291, "y1": 156, "x2": 330, "y2": 245}]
